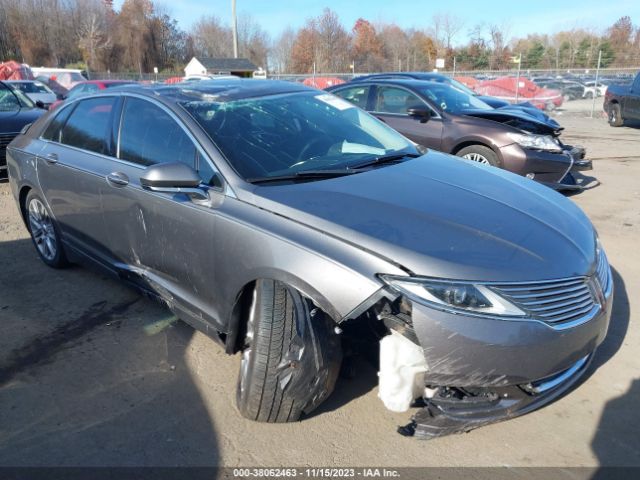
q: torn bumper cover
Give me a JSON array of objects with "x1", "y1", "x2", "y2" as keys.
[
  {"x1": 372, "y1": 272, "x2": 613, "y2": 439},
  {"x1": 401, "y1": 354, "x2": 592, "y2": 439}
]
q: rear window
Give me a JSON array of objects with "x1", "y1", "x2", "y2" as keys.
[
  {"x1": 42, "y1": 105, "x2": 74, "y2": 142},
  {"x1": 60, "y1": 97, "x2": 116, "y2": 155}
]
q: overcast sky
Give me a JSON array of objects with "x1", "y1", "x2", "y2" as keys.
[{"x1": 113, "y1": 0, "x2": 639, "y2": 44}]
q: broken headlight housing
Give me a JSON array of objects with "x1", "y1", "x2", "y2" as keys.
[
  {"x1": 506, "y1": 132, "x2": 562, "y2": 152},
  {"x1": 379, "y1": 275, "x2": 525, "y2": 317}
]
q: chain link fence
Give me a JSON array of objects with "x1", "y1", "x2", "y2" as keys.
[{"x1": 88, "y1": 66, "x2": 639, "y2": 83}]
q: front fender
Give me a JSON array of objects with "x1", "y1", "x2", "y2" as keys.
[{"x1": 213, "y1": 197, "x2": 406, "y2": 336}]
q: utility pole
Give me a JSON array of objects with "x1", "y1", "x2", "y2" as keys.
[
  {"x1": 590, "y1": 50, "x2": 602, "y2": 119},
  {"x1": 231, "y1": 0, "x2": 238, "y2": 58},
  {"x1": 514, "y1": 52, "x2": 522, "y2": 103}
]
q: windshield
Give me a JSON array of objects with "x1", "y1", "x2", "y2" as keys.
[
  {"x1": 0, "y1": 82, "x2": 35, "y2": 110},
  {"x1": 448, "y1": 78, "x2": 477, "y2": 96},
  {"x1": 11, "y1": 82, "x2": 53, "y2": 94},
  {"x1": 416, "y1": 83, "x2": 492, "y2": 114},
  {"x1": 181, "y1": 91, "x2": 417, "y2": 180}
]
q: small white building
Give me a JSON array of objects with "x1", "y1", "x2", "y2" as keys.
[{"x1": 184, "y1": 57, "x2": 259, "y2": 78}]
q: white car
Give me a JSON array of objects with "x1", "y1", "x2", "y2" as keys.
[
  {"x1": 582, "y1": 80, "x2": 608, "y2": 98},
  {"x1": 6, "y1": 80, "x2": 57, "y2": 108}
]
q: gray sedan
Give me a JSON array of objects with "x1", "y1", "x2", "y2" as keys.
[{"x1": 6, "y1": 80, "x2": 613, "y2": 438}]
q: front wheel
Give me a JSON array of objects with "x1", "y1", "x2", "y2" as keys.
[
  {"x1": 608, "y1": 104, "x2": 623, "y2": 127},
  {"x1": 456, "y1": 145, "x2": 501, "y2": 168},
  {"x1": 236, "y1": 279, "x2": 342, "y2": 422},
  {"x1": 25, "y1": 191, "x2": 68, "y2": 268}
]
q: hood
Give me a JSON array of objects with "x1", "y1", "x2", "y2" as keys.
[
  {"x1": 251, "y1": 153, "x2": 596, "y2": 283},
  {"x1": 459, "y1": 107, "x2": 562, "y2": 135},
  {"x1": 0, "y1": 107, "x2": 44, "y2": 132}
]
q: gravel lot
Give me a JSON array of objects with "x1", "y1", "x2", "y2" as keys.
[{"x1": 0, "y1": 113, "x2": 638, "y2": 468}]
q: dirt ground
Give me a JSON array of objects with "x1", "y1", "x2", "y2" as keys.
[{"x1": 0, "y1": 113, "x2": 638, "y2": 468}]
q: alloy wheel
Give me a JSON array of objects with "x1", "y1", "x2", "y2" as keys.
[
  {"x1": 462, "y1": 152, "x2": 491, "y2": 165},
  {"x1": 28, "y1": 198, "x2": 57, "y2": 261}
]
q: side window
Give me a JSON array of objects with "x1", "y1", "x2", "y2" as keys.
[
  {"x1": 373, "y1": 86, "x2": 425, "y2": 114},
  {"x1": 332, "y1": 86, "x2": 370, "y2": 109},
  {"x1": 42, "y1": 104, "x2": 74, "y2": 142},
  {"x1": 67, "y1": 85, "x2": 85, "y2": 99},
  {"x1": 118, "y1": 97, "x2": 196, "y2": 169},
  {"x1": 60, "y1": 97, "x2": 116, "y2": 154}
]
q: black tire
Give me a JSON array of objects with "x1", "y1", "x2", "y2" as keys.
[
  {"x1": 236, "y1": 279, "x2": 341, "y2": 423},
  {"x1": 608, "y1": 104, "x2": 623, "y2": 127},
  {"x1": 25, "y1": 191, "x2": 68, "y2": 268},
  {"x1": 456, "y1": 145, "x2": 501, "y2": 168}
]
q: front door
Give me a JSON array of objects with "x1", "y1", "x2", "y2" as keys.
[
  {"x1": 100, "y1": 96, "x2": 225, "y2": 329},
  {"x1": 370, "y1": 85, "x2": 444, "y2": 150}
]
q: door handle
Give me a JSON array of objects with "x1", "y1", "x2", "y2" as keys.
[
  {"x1": 106, "y1": 172, "x2": 129, "y2": 187},
  {"x1": 44, "y1": 153, "x2": 58, "y2": 164}
]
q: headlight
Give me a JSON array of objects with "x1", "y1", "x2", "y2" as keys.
[
  {"x1": 379, "y1": 275, "x2": 525, "y2": 317},
  {"x1": 507, "y1": 132, "x2": 562, "y2": 152}
]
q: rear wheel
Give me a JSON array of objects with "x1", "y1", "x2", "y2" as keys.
[
  {"x1": 608, "y1": 104, "x2": 623, "y2": 127},
  {"x1": 236, "y1": 279, "x2": 342, "y2": 422},
  {"x1": 25, "y1": 191, "x2": 68, "y2": 268},
  {"x1": 456, "y1": 145, "x2": 501, "y2": 168}
]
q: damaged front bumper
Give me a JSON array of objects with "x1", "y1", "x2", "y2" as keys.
[
  {"x1": 371, "y1": 269, "x2": 613, "y2": 439},
  {"x1": 402, "y1": 354, "x2": 592, "y2": 439},
  {"x1": 499, "y1": 142, "x2": 592, "y2": 191}
]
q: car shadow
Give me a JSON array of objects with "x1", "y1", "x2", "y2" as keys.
[
  {"x1": 590, "y1": 378, "x2": 640, "y2": 474},
  {"x1": 589, "y1": 267, "x2": 629, "y2": 372},
  {"x1": 0, "y1": 238, "x2": 220, "y2": 467}
]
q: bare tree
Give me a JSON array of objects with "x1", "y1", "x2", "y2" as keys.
[
  {"x1": 237, "y1": 13, "x2": 270, "y2": 69},
  {"x1": 272, "y1": 27, "x2": 295, "y2": 73},
  {"x1": 192, "y1": 15, "x2": 233, "y2": 59}
]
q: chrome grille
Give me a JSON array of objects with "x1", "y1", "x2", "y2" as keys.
[
  {"x1": 491, "y1": 277, "x2": 596, "y2": 325},
  {"x1": 0, "y1": 132, "x2": 19, "y2": 166},
  {"x1": 596, "y1": 249, "x2": 611, "y2": 293}
]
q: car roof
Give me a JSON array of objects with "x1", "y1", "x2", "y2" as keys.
[
  {"x1": 111, "y1": 79, "x2": 313, "y2": 103},
  {"x1": 343, "y1": 78, "x2": 445, "y2": 89}
]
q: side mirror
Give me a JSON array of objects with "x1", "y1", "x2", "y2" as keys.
[
  {"x1": 140, "y1": 162, "x2": 209, "y2": 201},
  {"x1": 407, "y1": 107, "x2": 431, "y2": 123},
  {"x1": 35, "y1": 100, "x2": 46, "y2": 109}
]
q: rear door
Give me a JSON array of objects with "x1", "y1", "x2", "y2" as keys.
[
  {"x1": 369, "y1": 84, "x2": 443, "y2": 150},
  {"x1": 37, "y1": 96, "x2": 118, "y2": 262},
  {"x1": 99, "y1": 95, "x2": 225, "y2": 328}
]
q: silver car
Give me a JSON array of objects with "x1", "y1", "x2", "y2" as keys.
[
  {"x1": 7, "y1": 80, "x2": 58, "y2": 108},
  {"x1": 6, "y1": 80, "x2": 613, "y2": 438}
]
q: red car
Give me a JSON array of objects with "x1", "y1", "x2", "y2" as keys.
[
  {"x1": 50, "y1": 80, "x2": 137, "y2": 109},
  {"x1": 474, "y1": 76, "x2": 563, "y2": 111}
]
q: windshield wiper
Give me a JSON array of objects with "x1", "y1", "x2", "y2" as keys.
[
  {"x1": 348, "y1": 152, "x2": 421, "y2": 170},
  {"x1": 247, "y1": 169, "x2": 357, "y2": 184}
]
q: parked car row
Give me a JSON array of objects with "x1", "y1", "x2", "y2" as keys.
[{"x1": 6, "y1": 78, "x2": 612, "y2": 439}]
